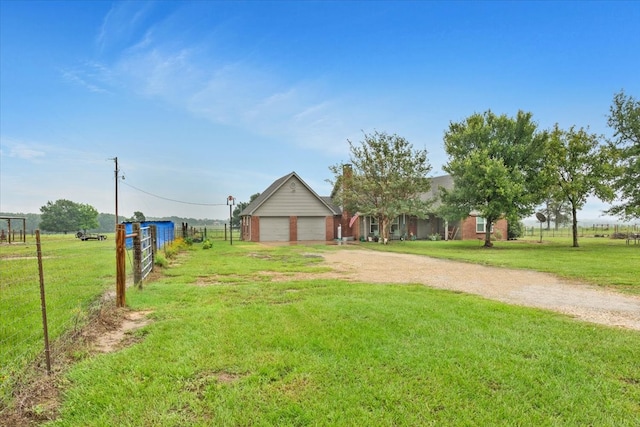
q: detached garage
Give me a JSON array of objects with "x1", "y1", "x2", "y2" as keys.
[{"x1": 240, "y1": 172, "x2": 341, "y2": 242}]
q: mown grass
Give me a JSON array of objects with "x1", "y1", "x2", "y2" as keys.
[
  {"x1": 363, "y1": 236, "x2": 640, "y2": 294},
  {"x1": 0, "y1": 234, "x2": 115, "y2": 404},
  {"x1": 45, "y1": 242, "x2": 639, "y2": 426}
]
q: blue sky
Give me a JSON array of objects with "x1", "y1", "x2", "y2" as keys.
[{"x1": 1, "y1": 1, "x2": 639, "y2": 221}]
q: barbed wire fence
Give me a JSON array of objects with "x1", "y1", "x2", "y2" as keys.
[{"x1": 0, "y1": 232, "x2": 132, "y2": 410}]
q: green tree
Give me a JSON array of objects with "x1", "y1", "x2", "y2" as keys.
[
  {"x1": 606, "y1": 90, "x2": 640, "y2": 219},
  {"x1": 540, "y1": 197, "x2": 572, "y2": 230},
  {"x1": 507, "y1": 220, "x2": 525, "y2": 240},
  {"x1": 232, "y1": 193, "x2": 260, "y2": 228},
  {"x1": 78, "y1": 203, "x2": 99, "y2": 231},
  {"x1": 329, "y1": 131, "x2": 432, "y2": 243},
  {"x1": 546, "y1": 124, "x2": 615, "y2": 247},
  {"x1": 39, "y1": 199, "x2": 98, "y2": 233},
  {"x1": 442, "y1": 110, "x2": 548, "y2": 247},
  {"x1": 131, "y1": 211, "x2": 146, "y2": 222}
]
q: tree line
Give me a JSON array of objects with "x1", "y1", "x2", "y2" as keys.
[{"x1": 0, "y1": 209, "x2": 229, "y2": 235}]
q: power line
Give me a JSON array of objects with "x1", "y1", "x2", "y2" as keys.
[{"x1": 120, "y1": 180, "x2": 227, "y2": 206}]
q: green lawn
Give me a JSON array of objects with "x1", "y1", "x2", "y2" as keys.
[
  {"x1": 0, "y1": 234, "x2": 115, "y2": 404},
  {"x1": 43, "y1": 242, "x2": 639, "y2": 426}
]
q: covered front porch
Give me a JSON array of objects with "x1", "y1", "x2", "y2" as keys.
[{"x1": 357, "y1": 214, "x2": 460, "y2": 241}]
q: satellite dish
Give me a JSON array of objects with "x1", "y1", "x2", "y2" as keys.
[{"x1": 535, "y1": 212, "x2": 547, "y2": 223}]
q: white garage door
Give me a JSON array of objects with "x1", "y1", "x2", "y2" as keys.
[
  {"x1": 260, "y1": 217, "x2": 290, "y2": 241},
  {"x1": 297, "y1": 217, "x2": 326, "y2": 241}
]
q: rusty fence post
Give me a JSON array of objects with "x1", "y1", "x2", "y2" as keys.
[
  {"x1": 35, "y1": 230, "x2": 52, "y2": 375},
  {"x1": 116, "y1": 224, "x2": 126, "y2": 308},
  {"x1": 150, "y1": 225, "x2": 157, "y2": 271}
]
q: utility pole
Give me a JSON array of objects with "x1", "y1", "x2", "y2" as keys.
[
  {"x1": 113, "y1": 157, "x2": 119, "y2": 232},
  {"x1": 227, "y1": 196, "x2": 235, "y2": 245}
]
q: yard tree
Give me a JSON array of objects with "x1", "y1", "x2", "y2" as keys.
[
  {"x1": 329, "y1": 130, "x2": 432, "y2": 243},
  {"x1": 39, "y1": 199, "x2": 98, "y2": 233},
  {"x1": 546, "y1": 124, "x2": 615, "y2": 247},
  {"x1": 442, "y1": 110, "x2": 549, "y2": 247},
  {"x1": 606, "y1": 90, "x2": 640, "y2": 219},
  {"x1": 539, "y1": 197, "x2": 572, "y2": 231},
  {"x1": 232, "y1": 193, "x2": 260, "y2": 228}
]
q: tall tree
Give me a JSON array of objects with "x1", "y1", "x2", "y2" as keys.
[
  {"x1": 606, "y1": 90, "x2": 640, "y2": 219},
  {"x1": 546, "y1": 124, "x2": 615, "y2": 247},
  {"x1": 329, "y1": 131, "x2": 432, "y2": 243},
  {"x1": 78, "y1": 203, "x2": 99, "y2": 231},
  {"x1": 131, "y1": 211, "x2": 146, "y2": 222},
  {"x1": 442, "y1": 110, "x2": 548, "y2": 247},
  {"x1": 39, "y1": 199, "x2": 98, "y2": 233},
  {"x1": 540, "y1": 197, "x2": 572, "y2": 230}
]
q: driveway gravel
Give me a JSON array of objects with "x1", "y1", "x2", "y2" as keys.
[{"x1": 318, "y1": 249, "x2": 640, "y2": 331}]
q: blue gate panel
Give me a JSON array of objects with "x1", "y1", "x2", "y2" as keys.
[{"x1": 123, "y1": 221, "x2": 175, "y2": 249}]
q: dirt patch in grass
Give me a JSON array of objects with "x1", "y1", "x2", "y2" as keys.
[
  {"x1": 90, "y1": 309, "x2": 153, "y2": 353},
  {"x1": 1, "y1": 296, "x2": 153, "y2": 426},
  {"x1": 193, "y1": 270, "x2": 345, "y2": 286}
]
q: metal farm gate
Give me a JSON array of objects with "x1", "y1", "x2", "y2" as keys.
[
  {"x1": 138, "y1": 225, "x2": 154, "y2": 282},
  {"x1": 115, "y1": 223, "x2": 159, "y2": 307}
]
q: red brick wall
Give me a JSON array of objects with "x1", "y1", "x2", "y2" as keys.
[
  {"x1": 250, "y1": 216, "x2": 260, "y2": 242},
  {"x1": 241, "y1": 217, "x2": 247, "y2": 241},
  {"x1": 460, "y1": 216, "x2": 477, "y2": 240},
  {"x1": 326, "y1": 216, "x2": 335, "y2": 241},
  {"x1": 494, "y1": 218, "x2": 508, "y2": 240},
  {"x1": 289, "y1": 216, "x2": 298, "y2": 241},
  {"x1": 336, "y1": 211, "x2": 353, "y2": 237},
  {"x1": 460, "y1": 216, "x2": 508, "y2": 241}
]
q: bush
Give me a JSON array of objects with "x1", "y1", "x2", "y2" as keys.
[
  {"x1": 164, "y1": 238, "x2": 190, "y2": 258},
  {"x1": 154, "y1": 253, "x2": 168, "y2": 268},
  {"x1": 202, "y1": 240, "x2": 213, "y2": 250},
  {"x1": 508, "y1": 221, "x2": 525, "y2": 240}
]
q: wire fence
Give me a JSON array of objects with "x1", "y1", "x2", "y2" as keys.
[
  {"x1": 523, "y1": 223, "x2": 640, "y2": 239},
  {"x1": 0, "y1": 232, "x2": 131, "y2": 408},
  {"x1": 177, "y1": 225, "x2": 240, "y2": 242}
]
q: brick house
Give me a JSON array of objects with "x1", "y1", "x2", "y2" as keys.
[
  {"x1": 336, "y1": 173, "x2": 508, "y2": 242},
  {"x1": 241, "y1": 171, "x2": 507, "y2": 243},
  {"x1": 240, "y1": 172, "x2": 341, "y2": 242}
]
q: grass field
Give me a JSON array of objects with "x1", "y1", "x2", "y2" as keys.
[
  {"x1": 0, "y1": 234, "x2": 116, "y2": 405},
  {"x1": 44, "y1": 242, "x2": 640, "y2": 425},
  {"x1": 2, "y1": 236, "x2": 639, "y2": 425}
]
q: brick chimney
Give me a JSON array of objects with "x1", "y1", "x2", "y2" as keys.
[{"x1": 341, "y1": 164, "x2": 355, "y2": 239}]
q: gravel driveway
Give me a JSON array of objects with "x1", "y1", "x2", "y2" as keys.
[{"x1": 317, "y1": 249, "x2": 640, "y2": 331}]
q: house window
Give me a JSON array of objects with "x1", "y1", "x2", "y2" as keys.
[
  {"x1": 390, "y1": 216, "x2": 400, "y2": 236},
  {"x1": 370, "y1": 217, "x2": 379, "y2": 236},
  {"x1": 476, "y1": 217, "x2": 493, "y2": 233}
]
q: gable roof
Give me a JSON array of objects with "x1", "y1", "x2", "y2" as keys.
[
  {"x1": 420, "y1": 174, "x2": 454, "y2": 210},
  {"x1": 330, "y1": 169, "x2": 454, "y2": 211},
  {"x1": 240, "y1": 171, "x2": 342, "y2": 216}
]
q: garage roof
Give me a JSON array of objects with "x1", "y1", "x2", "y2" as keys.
[{"x1": 240, "y1": 172, "x2": 341, "y2": 216}]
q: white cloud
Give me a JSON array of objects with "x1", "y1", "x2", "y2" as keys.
[
  {"x1": 1, "y1": 138, "x2": 46, "y2": 161},
  {"x1": 60, "y1": 67, "x2": 111, "y2": 94},
  {"x1": 96, "y1": 1, "x2": 154, "y2": 55},
  {"x1": 70, "y1": 5, "x2": 359, "y2": 158}
]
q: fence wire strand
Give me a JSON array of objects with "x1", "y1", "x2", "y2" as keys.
[{"x1": 0, "y1": 233, "x2": 131, "y2": 407}]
